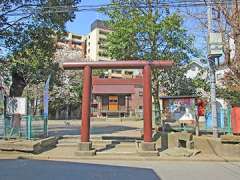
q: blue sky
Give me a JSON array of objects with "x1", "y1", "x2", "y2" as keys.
[
  {"x1": 66, "y1": 0, "x2": 110, "y2": 35},
  {"x1": 66, "y1": 1, "x2": 207, "y2": 56}
]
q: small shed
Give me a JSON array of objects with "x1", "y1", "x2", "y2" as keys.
[{"x1": 160, "y1": 96, "x2": 197, "y2": 124}]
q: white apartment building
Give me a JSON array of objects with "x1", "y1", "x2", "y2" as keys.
[
  {"x1": 56, "y1": 32, "x2": 87, "y2": 62},
  {"x1": 86, "y1": 20, "x2": 112, "y2": 61},
  {"x1": 85, "y1": 20, "x2": 141, "y2": 78}
]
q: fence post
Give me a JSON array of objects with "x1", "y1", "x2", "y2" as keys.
[
  {"x1": 27, "y1": 115, "x2": 32, "y2": 140},
  {"x1": 25, "y1": 116, "x2": 28, "y2": 138},
  {"x1": 44, "y1": 115, "x2": 48, "y2": 137},
  {"x1": 227, "y1": 107, "x2": 232, "y2": 135},
  {"x1": 3, "y1": 115, "x2": 7, "y2": 138}
]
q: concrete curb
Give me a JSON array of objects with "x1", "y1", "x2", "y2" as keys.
[{"x1": 2, "y1": 154, "x2": 240, "y2": 163}]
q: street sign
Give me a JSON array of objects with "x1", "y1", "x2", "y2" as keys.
[
  {"x1": 209, "y1": 33, "x2": 223, "y2": 57},
  {"x1": 43, "y1": 75, "x2": 51, "y2": 117}
]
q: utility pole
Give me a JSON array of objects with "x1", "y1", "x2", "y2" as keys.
[{"x1": 208, "y1": 0, "x2": 218, "y2": 138}]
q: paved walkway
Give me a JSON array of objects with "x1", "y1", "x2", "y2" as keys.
[{"x1": 48, "y1": 120, "x2": 143, "y2": 137}]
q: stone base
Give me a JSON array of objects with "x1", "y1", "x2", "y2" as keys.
[
  {"x1": 0, "y1": 137, "x2": 58, "y2": 154},
  {"x1": 75, "y1": 150, "x2": 96, "y2": 156},
  {"x1": 186, "y1": 141, "x2": 194, "y2": 149},
  {"x1": 75, "y1": 142, "x2": 96, "y2": 156},
  {"x1": 140, "y1": 142, "x2": 156, "y2": 151},
  {"x1": 78, "y1": 142, "x2": 93, "y2": 151}
]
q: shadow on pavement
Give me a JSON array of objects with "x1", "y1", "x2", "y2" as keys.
[
  {"x1": 0, "y1": 159, "x2": 161, "y2": 180},
  {"x1": 48, "y1": 125, "x2": 137, "y2": 137}
]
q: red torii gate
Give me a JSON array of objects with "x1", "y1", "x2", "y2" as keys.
[{"x1": 63, "y1": 60, "x2": 172, "y2": 154}]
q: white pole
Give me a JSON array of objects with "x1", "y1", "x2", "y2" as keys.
[{"x1": 208, "y1": 0, "x2": 218, "y2": 138}]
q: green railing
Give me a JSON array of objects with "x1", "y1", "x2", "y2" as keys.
[
  {"x1": 4, "y1": 115, "x2": 48, "y2": 140},
  {"x1": 170, "y1": 107, "x2": 233, "y2": 135},
  {"x1": 226, "y1": 107, "x2": 232, "y2": 134},
  {"x1": 0, "y1": 115, "x2": 4, "y2": 138}
]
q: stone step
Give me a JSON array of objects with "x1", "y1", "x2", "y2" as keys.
[
  {"x1": 137, "y1": 150, "x2": 159, "y2": 157},
  {"x1": 57, "y1": 143, "x2": 78, "y2": 147},
  {"x1": 61, "y1": 135, "x2": 80, "y2": 139},
  {"x1": 58, "y1": 139, "x2": 113, "y2": 146},
  {"x1": 59, "y1": 135, "x2": 142, "y2": 143},
  {"x1": 113, "y1": 142, "x2": 137, "y2": 149},
  {"x1": 56, "y1": 143, "x2": 107, "y2": 151},
  {"x1": 57, "y1": 143, "x2": 106, "y2": 147},
  {"x1": 58, "y1": 139, "x2": 78, "y2": 144},
  {"x1": 101, "y1": 136, "x2": 142, "y2": 142},
  {"x1": 92, "y1": 140, "x2": 113, "y2": 145},
  {"x1": 60, "y1": 135, "x2": 103, "y2": 140},
  {"x1": 96, "y1": 151, "x2": 138, "y2": 156},
  {"x1": 58, "y1": 138, "x2": 138, "y2": 145}
]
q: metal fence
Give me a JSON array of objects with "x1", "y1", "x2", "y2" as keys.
[
  {"x1": 204, "y1": 107, "x2": 232, "y2": 134},
  {"x1": 4, "y1": 115, "x2": 48, "y2": 140},
  {"x1": 169, "y1": 107, "x2": 232, "y2": 135},
  {"x1": 0, "y1": 115, "x2": 4, "y2": 138},
  {"x1": 0, "y1": 92, "x2": 4, "y2": 138}
]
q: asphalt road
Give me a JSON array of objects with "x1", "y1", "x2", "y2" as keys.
[
  {"x1": 0, "y1": 159, "x2": 240, "y2": 180},
  {"x1": 0, "y1": 159, "x2": 159, "y2": 180}
]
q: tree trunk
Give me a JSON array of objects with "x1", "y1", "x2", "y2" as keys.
[
  {"x1": 65, "y1": 104, "x2": 69, "y2": 120},
  {"x1": 233, "y1": 30, "x2": 240, "y2": 63},
  {"x1": 33, "y1": 96, "x2": 38, "y2": 115},
  {"x1": 152, "y1": 71, "x2": 162, "y2": 127},
  {"x1": 10, "y1": 72, "x2": 26, "y2": 97},
  {"x1": 153, "y1": 95, "x2": 161, "y2": 125}
]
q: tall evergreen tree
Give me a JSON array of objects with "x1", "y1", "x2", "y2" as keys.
[{"x1": 101, "y1": 0, "x2": 198, "y2": 124}]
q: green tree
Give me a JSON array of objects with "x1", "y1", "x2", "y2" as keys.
[
  {"x1": 0, "y1": 0, "x2": 81, "y2": 97},
  {"x1": 101, "y1": 0, "x2": 198, "y2": 125}
]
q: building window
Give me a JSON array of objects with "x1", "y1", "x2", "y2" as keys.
[
  {"x1": 112, "y1": 70, "x2": 122, "y2": 74},
  {"x1": 118, "y1": 96, "x2": 125, "y2": 106},
  {"x1": 72, "y1": 35, "x2": 82, "y2": 40},
  {"x1": 139, "y1": 106, "x2": 143, "y2": 109},
  {"x1": 99, "y1": 45, "x2": 106, "y2": 50},
  {"x1": 98, "y1": 52, "x2": 108, "y2": 57},
  {"x1": 98, "y1": 38, "x2": 106, "y2": 43},
  {"x1": 99, "y1": 30, "x2": 108, "y2": 36},
  {"x1": 139, "y1": 91, "x2": 143, "y2": 96},
  {"x1": 125, "y1": 71, "x2": 133, "y2": 75},
  {"x1": 102, "y1": 96, "x2": 108, "y2": 105}
]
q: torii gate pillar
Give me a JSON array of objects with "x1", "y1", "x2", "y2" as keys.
[
  {"x1": 143, "y1": 64, "x2": 152, "y2": 142},
  {"x1": 81, "y1": 66, "x2": 92, "y2": 143}
]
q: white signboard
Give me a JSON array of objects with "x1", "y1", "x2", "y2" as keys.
[
  {"x1": 209, "y1": 33, "x2": 223, "y2": 57},
  {"x1": 6, "y1": 97, "x2": 27, "y2": 115}
]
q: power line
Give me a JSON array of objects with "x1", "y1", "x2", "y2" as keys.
[
  {"x1": 0, "y1": 0, "x2": 240, "y2": 16},
  {"x1": 2, "y1": 0, "x2": 239, "y2": 16}
]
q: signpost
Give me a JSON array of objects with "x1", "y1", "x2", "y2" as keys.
[
  {"x1": 208, "y1": 0, "x2": 223, "y2": 138},
  {"x1": 43, "y1": 75, "x2": 51, "y2": 118},
  {"x1": 0, "y1": 89, "x2": 4, "y2": 137},
  {"x1": 43, "y1": 75, "x2": 51, "y2": 137}
]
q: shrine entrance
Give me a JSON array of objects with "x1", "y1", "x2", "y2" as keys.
[{"x1": 63, "y1": 60, "x2": 172, "y2": 154}]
